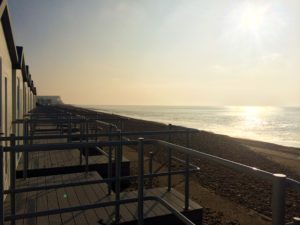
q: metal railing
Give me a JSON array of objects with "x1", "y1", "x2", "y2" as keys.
[
  {"x1": 1, "y1": 136, "x2": 300, "y2": 225},
  {"x1": 149, "y1": 139, "x2": 300, "y2": 225},
  {"x1": 1, "y1": 108, "x2": 299, "y2": 225},
  {"x1": 0, "y1": 137, "x2": 199, "y2": 225}
]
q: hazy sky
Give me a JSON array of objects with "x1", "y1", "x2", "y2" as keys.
[{"x1": 8, "y1": 0, "x2": 300, "y2": 106}]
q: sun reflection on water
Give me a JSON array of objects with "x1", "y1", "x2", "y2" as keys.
[{"x1": 242, "y1": 106, "x2": 266, "y2": 128}]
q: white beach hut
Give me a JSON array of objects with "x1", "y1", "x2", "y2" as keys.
[
  {"x1": 0, "y1": 0, "x2": 21, "y2": 190},
  {"x1": 12, "y1": 46, "x2": 27, "y2": 156}
]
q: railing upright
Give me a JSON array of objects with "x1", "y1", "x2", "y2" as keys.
[
  {"x1": 184, "y1": 129, "x2": 190, "y2": 211},
  {"x1": 167, "y1": 124, "x2": 172, "y2": 191},
  {"x1": 0, "y1": 146, "x2": 4, "y2": 225},
  {"x1": 95, "y1": 118, "x2": 98, "y2": 143},
  {"x1": 272, "y1": 173, "x2": 286, "y2": 225},
  {"x1": 108, "y1": 125, "x2": 113, "y2": 195},
  {"x1": 67, "y1": 115, "x2": 71, "y2": 143},
  {"x1": 138, "y1": 138, "x2": 144, "y2": 225},
  {"x1": 10, "y1": 134, "x2": 16, "y2": 225},
  {"x1": 114, "y1": 132, "x2": 122, "y2": 224},
  {"x1": 85, "y1": 119, "x2": 89, "y2": 174},
  {"x1": 59, "y1": 114, "x2": 63, "y2": 135},
  {"x1": 149, "y1": 151, "x2": 153, "y2": 188},
  {"x1": 23, "y1": 119, "x2": 28, "y2": 179},
  {"x1": 79, "y1": 118, "x2": 83, "y2": 165},
  {"x1": 120, "y1": 120, "x2": 124, "y2": 164}
]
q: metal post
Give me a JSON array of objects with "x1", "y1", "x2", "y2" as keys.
[
  {"x1": 68, "y1": 115, "x2": 71, "y2": 143},
  {"x1": 120, "y1": 121, "x2": 123, "y2": 163},
  {"x1": 0, "y1": 146, "x2": 4, "y2": 225},
  {"x1": 95, "y1": 120, "x2": 98, "y2": 143},
  {"x1": 29, "y1": 119, "x2": 33, "y2": 146},
  {"x1": 184, "y1": 129, "x2": 190, "y2": 211},
  {"x1": 149, "y1": 151, "x2": 153, "y2": 188},
  {"x1": 85, "y1": 119, "x2": 89, "y2": 174},
  {"x1": 79, "y1": 120, "x2": 83, "y2": 165},
  {"x1": 114, "y1": 141, "x2": 122, "y2": 224},
  {"x1": 138, "y1": 138, "x2": 144, "y2": 225},
  {"x1": 60, "y1": 114, "x2": 63, "y2": 135},
  {"x1": 23, "y1": 119, "x2": 28, "y2": 179},
  {"x1": 272, "y1": 173, "x2": 286, "y2": 225},
  {"x1": 10, "y1": 134, "x2": 16, "y2": 225},
  {"x1": 167, "y1": 124, "x2": 172, "y2": 191},
  {"x1": 108, "y1": 125, "x2": 112, "y2": 195}
]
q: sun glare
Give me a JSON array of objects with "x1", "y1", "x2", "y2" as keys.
[
  {"x1": 239, "y1": 3, "x2": 266, "y2": 32},
  {"x1": 242, "y1": 107, "x2": 264, "y2": 128},
  {"x1": 225, "y1": 2, "x2": 278, "y2": 40}
]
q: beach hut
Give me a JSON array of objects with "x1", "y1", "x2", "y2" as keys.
[
  {"x1": 0, "y1": 0, "x2": 20, "y2": 191},
  {"x1": 23, "y1": 65, "x2": 29, "y2": 115},
  {"x1": 28, "y1": 78, "x2": 31, "y2": 111},
  {"x1": 12, "y1": 46, "x2": 27, "y2": 157},
  {"x1": 26, "y1": 72, "x2": 31, "y2": 114},
  {"x1": 30, "y1": 80, "x2": 34, "y2": 111},
  {"x1": 33, "y1": 87, "x2": 37, "y2": 107}
]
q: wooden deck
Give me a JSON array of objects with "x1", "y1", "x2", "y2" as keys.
[
  {"x1": 4, "y1": 123, "x2": 202, "y2": 225},
  {"x1": 16, "y1": 149, "x2": 130, "y2": 180},
  {"x1": 4, "y1": 170, "x2": 202, "y2": 225}
]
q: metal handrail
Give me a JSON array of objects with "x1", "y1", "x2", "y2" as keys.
[
  {"x1": 0, "y1": 129, "x2": 198, "y2": 141},
  {"x1": 150, "y1": 139, "x2": 300, "y2": 225},
  {"x1": 3, "y1": 169, "x2": 200, "y2": 194},
  {"x1": 1, "y1": 125, "x2": 299, "y2": 225}
]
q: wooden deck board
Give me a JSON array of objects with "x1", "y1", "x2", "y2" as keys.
[
  {"x1": 88, "y1": 179, "x2": 115, "y2": 224},
  {"x1": 69, "y1": 175, "x2": 100, "y2": 225},
  {"x1": 23, "y1": 176, "x2": 37, "y2": 225},
  {"x1": 36, "y1": 175, "x2": 49, "y2": 225},
  {"x1": 61, "y1": 179, "x2": 88, "y2": 225},
  {"x1": 47, "y1": 154, "x2": 63, "y2": 225},
  {"x1": 95, "y1": 185, "x2": 135, "y2": 224},
  {"x1": 52, "y1": 153, "x2": 76, "y2": 225},
  {"x1": 35, "y1": 150, "x2": 49, "y2": 225}
]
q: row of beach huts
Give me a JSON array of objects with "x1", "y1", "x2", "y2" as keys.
[{"x1": 0, "y1": 1, "x2": 37, "y2": 192}]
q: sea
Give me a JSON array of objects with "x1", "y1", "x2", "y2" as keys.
[{"x1": 82, "y1": 105, "x2": 300, "y2": 148}]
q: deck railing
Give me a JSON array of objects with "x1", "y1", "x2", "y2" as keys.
[
  {"x1": 0, "y1": 108, "x2": 299, "y2": 225},
  {"x1": 0, "y1": 138, "x2": 199, "y2": 225}
]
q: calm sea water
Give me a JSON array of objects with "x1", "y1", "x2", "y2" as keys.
[{"x1": 83, "y1": 105, "x2": 300, "y2": 148}]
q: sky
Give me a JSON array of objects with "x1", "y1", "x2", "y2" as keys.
[{"x1": 8, "y1": 0, "x2": 300, "y2": 106}]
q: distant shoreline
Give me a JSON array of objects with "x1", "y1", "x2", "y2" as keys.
[
  {"x1": 81, "y1": 105, "x2": 300, "y2": 149},
  {"x1": 86, "y1": 105, "x2": 300, "y2": 176}
]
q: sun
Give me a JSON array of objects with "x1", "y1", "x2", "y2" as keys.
[
  {"x1": 225, "y1": 2, "x2": 273, "y2": 39},
  {"x1": 239, "y1": 4, "x2": 265, "y2": 32}
]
